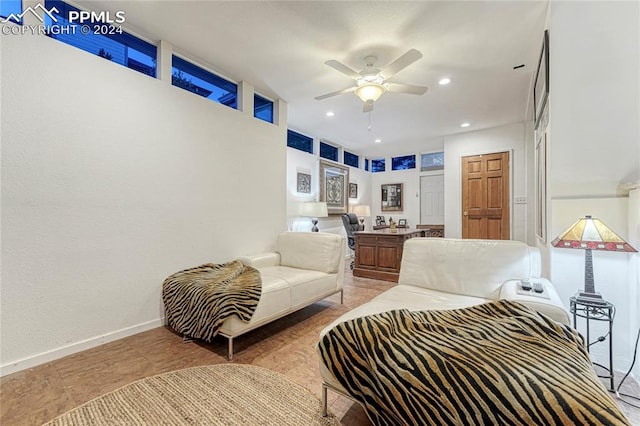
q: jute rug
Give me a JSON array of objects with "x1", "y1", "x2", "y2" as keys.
[{"x1": 43, "y1": 364, "x2": 340, "y2": 425}]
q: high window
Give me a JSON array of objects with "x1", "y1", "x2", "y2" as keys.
[
  {"x1": 343, "y1": 151, "x2": 359, "y2": 168},
  {"x1": 44, "y1": 1, "x2": 156, "y2": 77},
  {"x1": 172, "y1": 56, "x2": 237, "y2": 109},
  {"x1": 254, "y1": 94, "x2": 274, "y2": 123},
  {"x1": 392, "y1": 154, "x2": 416, "y2": 170},
  {"x1": 421, "y1": 152, "x2": 444, "y2": 171},
  {"x1": 287, "y1": 130, "x2": 313, "y2": 154},
  {"x1": 365, "y1": 158, "x2": 370, "y2": 172},
  {"x1": 371, "y1": 159, "x2": 385, "y2": 173},
  {"x1": 1, "y1": 0, "x2": 22, "y2": 24},
  {"x1": 319, "y1": 142, "x2": 339, "y2": 162}
]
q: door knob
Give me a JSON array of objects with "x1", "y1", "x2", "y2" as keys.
[{"x1": 463, "y1": 211, "x2": 468, "y2": 216}]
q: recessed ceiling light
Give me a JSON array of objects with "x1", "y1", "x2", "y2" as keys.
[
  {"x1": 460, "y1": 122, "x2": 470, "y2": 128},
  {"x1": 374, "y1": 138, "x2": 382, "y2": 143},
  {"x1": 325, "y1": 111, "x2": 335, "y2": 117},
  {"x1": 438, "y1": 78, "x2": 451, "y2": 85}
]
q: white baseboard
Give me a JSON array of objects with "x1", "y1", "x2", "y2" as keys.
[{"x1": 0, "y1": 318, "x2": 164, "y2": 377}]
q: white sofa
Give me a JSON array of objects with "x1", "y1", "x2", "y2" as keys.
[
  {"x1": 221, "y1": 231, "x2": 345, "y2": 359},
  {"x1": 319, "y1": 238, "x2": 569, "y2": 412}
]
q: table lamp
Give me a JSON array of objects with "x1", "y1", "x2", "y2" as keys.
[
  {"x1": 301, "y1": 202, "x2": 328, "y2": 232},
  {"x1": 352, "y1": 205, "x2": 371, "y2": 229},
  {"x1": 551, "y1": 215, "x2": 637, "y2": 302}
]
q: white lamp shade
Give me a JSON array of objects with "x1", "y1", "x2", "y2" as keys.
[
  {"x1": 352, "y1": 205, "x2": 371, "y2": 217},
  {"x1": 301, "y1": 202, "x2": 328, "y2": 218},
  {"x1": 356, "y1": 84, "x2": 385, "y2": 102}
]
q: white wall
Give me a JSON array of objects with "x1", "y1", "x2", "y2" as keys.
[
  {"x1": 286, "y1": 147, "x2": 371, "y2": 234},
  {"x1": 1, "y1": 34, "x2": 287, "y2": 374},
  {"x1": 444, "y1": 123, "x2": 528, "y2": 241},
  {"x1": 548, "y1": 1, "x2": 640, "y2": 375}
]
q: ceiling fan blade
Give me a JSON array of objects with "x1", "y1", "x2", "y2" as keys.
[
  {"x1": 363, "y1": 100, "x2": 374, "y2": 113},
  {"x1": 314, "y1": 86, "x2": 356, "y2": 101},
  {"x1": 386, "y1": 82, "x2": 428, "y2": 95},
  {"x1": 380, "y1": 49, "x2": 423, "y2": 79},
  {"x1": 325, "y1": 60, "x2": 361, "y2": 79}
]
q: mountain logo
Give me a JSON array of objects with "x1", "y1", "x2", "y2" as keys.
[{"x1": 1, "y1": 3, "x2": 59, "y2": 24}]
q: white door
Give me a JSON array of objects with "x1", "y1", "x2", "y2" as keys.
[{"x1": 420, "y1": 174, "x2": 444, "y2": 225}]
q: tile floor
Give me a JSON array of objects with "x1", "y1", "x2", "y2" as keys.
[{"x1": 1, "y1": 264, "x2": 639, "y2": 425}]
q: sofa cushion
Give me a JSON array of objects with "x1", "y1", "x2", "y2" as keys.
[
  {"x1": 276, "y1": 232, "x2": 343, "y2": 274},
  {"x1": 398, "y1": 238, "x2": 537, "y2": 299},
  {"x1": 218, "y1": 275, "x2": 291, "y2": 335},
  {"x1": 320, "y1": 285, "x2": 489, "y2": 338}
]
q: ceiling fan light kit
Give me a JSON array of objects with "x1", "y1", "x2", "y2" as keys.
[
  {"x1": 315, "y1": 48, "x2": 428, "y2": 113},
  {"x1": 356, "y1": 84, "x2": 386, "y2": 102}
]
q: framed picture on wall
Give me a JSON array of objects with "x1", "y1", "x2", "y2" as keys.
[
  {"x1": 533, "y1": 30, "x2": 549, "y2": 129},
  {"x1": 381, "y1": 183, "x2": 403, "y2": 212},
  {"x1": 296, "y1": 172, "x2": 311, "y2": 193},
  {"x1": 319, "y1": 160, "x2": 349, "y2": 215},
  {"x1": 349, "y1": 183, "x2": 358, "y2": 198},
  {"x1": 535, "y1": 131, "x2": 547, "y2": 242}
]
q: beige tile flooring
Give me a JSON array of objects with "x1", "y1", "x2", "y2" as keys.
[{"x1": 2, "y1": 265, "x2": 639, "y2": 425}]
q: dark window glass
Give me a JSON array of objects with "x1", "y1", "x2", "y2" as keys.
[
  {"x1": 44, "y1": 1, "x2": 156, "y2": 77},
  {"x1": 365, "y1": 158, "x2": 370, "y2": 172},
  {"x1": 392, "y1": 154, "x2": 416, "y2": 170},
  {"x1": 343, "y1": 151, "x2": 359, "y2": 168},
  {"x1": 1, "y1": 0, "x2": 22, "y2": 24},
  {"x1": 372, "y1": 159, "x2": 385, "y2": 173},
  {"x1": 254, "y1": 94, "x2": 274, "y2": 123},
  {"x1": 172, "y1": 56, "x2": 237, "y2": 109},
  {"x1": 287, "y1": 130, "x2": 313, "y2": 154},
  {"x1": 320, "y1": 142, "x2": 339, "y2": 162}
]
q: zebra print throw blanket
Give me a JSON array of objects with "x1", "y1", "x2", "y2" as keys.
[
  {"x1": 319, "y1": 300, "x2": 628, "y2": 426},
  {"x1": 162, "y1": 261, "x2": 261, "y2": 342}
]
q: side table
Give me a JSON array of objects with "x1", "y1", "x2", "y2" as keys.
[{"x1": 569, "y1": 296, "x2": 615, "y2": 391}]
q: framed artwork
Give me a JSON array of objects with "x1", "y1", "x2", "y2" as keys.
[
  {"x1": 535, "y1": 131, "x2": 547, "y2": 242},
  {"x1": 319, "y1": 160, "x2": 349, "y2": 215},
  {"x1": 381, "y1": 183, "x2": 403, "y2": 212},
  {"x1": 376, "y1": 216, "x2": 386, "y2": 226},
  {"x1": 296, "y1": 172, "x2": 311, "y2": 193},
  {"x1": 398, "y1": 219, "x2": 407, "y2": 227},
  {"x1": 533, "y1": 30, "x2": 549, "y2": 129},
  {"x1": 349, "y1": 183, "x2": 358, "y2": 199}
]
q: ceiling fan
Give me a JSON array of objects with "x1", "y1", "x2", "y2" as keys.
[{"x1": 315, "y1": 49, "x2": 428, "y2": 113}]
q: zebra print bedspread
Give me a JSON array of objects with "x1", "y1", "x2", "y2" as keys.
[
  {"x1": 319, "y1": 300, "x2": 628, "y2": 426},
  {"x1": 162, "y1": 261, "x2": 261, "y2": 342}
]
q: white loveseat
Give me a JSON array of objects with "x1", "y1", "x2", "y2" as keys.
[
  {"x1": 319, "y1": 238, "x2": 569, "y2": 411},
  {"x1": 220, "y1": 231, "x2": 345, "y2": 359}
]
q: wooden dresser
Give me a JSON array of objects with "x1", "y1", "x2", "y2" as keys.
[{"x1": 353, "y1": 228, "x2": 423, "y2": 282}]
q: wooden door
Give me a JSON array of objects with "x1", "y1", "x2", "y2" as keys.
[{"x1": 461, "y1": 152, "x2": 510, "y2": 240}]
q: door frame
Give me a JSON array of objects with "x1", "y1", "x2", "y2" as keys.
[{"x1": 459, "y1": 149, "x2": 513, "y2": 239}]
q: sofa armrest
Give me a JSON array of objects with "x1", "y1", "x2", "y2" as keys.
[
  {"x1": 499, "y1": 279, "x2": 570, "y2": 325},
  {"x1": 237, "y1": 252, "x2": 280, "y2": 269}
]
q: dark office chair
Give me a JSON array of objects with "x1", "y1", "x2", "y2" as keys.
[{"x1": 342, "y1": 213, "x2": 362, "y2": 270}]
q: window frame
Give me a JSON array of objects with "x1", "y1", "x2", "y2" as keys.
[
  {"x1": 391, "y1": 154, "x2": 417, "y2": 171},
  {"x1": 343, "y1": 150, "x2": 359, "y2": 168},
  {"x1": 287, "y1": 129, "x2": 313, "y2": 154},
  {"x1": 371, "y1": 158, "x2": 386, "y2": 173},
  {"x1": 319, "y1": 141, "x2": 339, "y2": 162},
  {"x1": 171, "y1": 54, "x2": 238, "y2": 109},
  {"x1": 254, "y1": 93, "x2": 274, "y2": 123},
  {"x1": 44, "y1": 0, "x2": 157, "y2": 78}
]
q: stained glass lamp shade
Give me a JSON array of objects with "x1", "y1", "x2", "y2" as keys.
[{"x1": 551, "y1": 215, "x2": 637, "y2": 301}]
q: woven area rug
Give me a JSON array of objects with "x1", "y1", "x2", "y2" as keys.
[{"x1": 43, "y1": 364, "x2": 340, "y2": 425}]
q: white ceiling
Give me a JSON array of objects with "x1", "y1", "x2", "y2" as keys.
[{"x1": 80, "y1": 0, "x2": 549, "y2": 156}]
